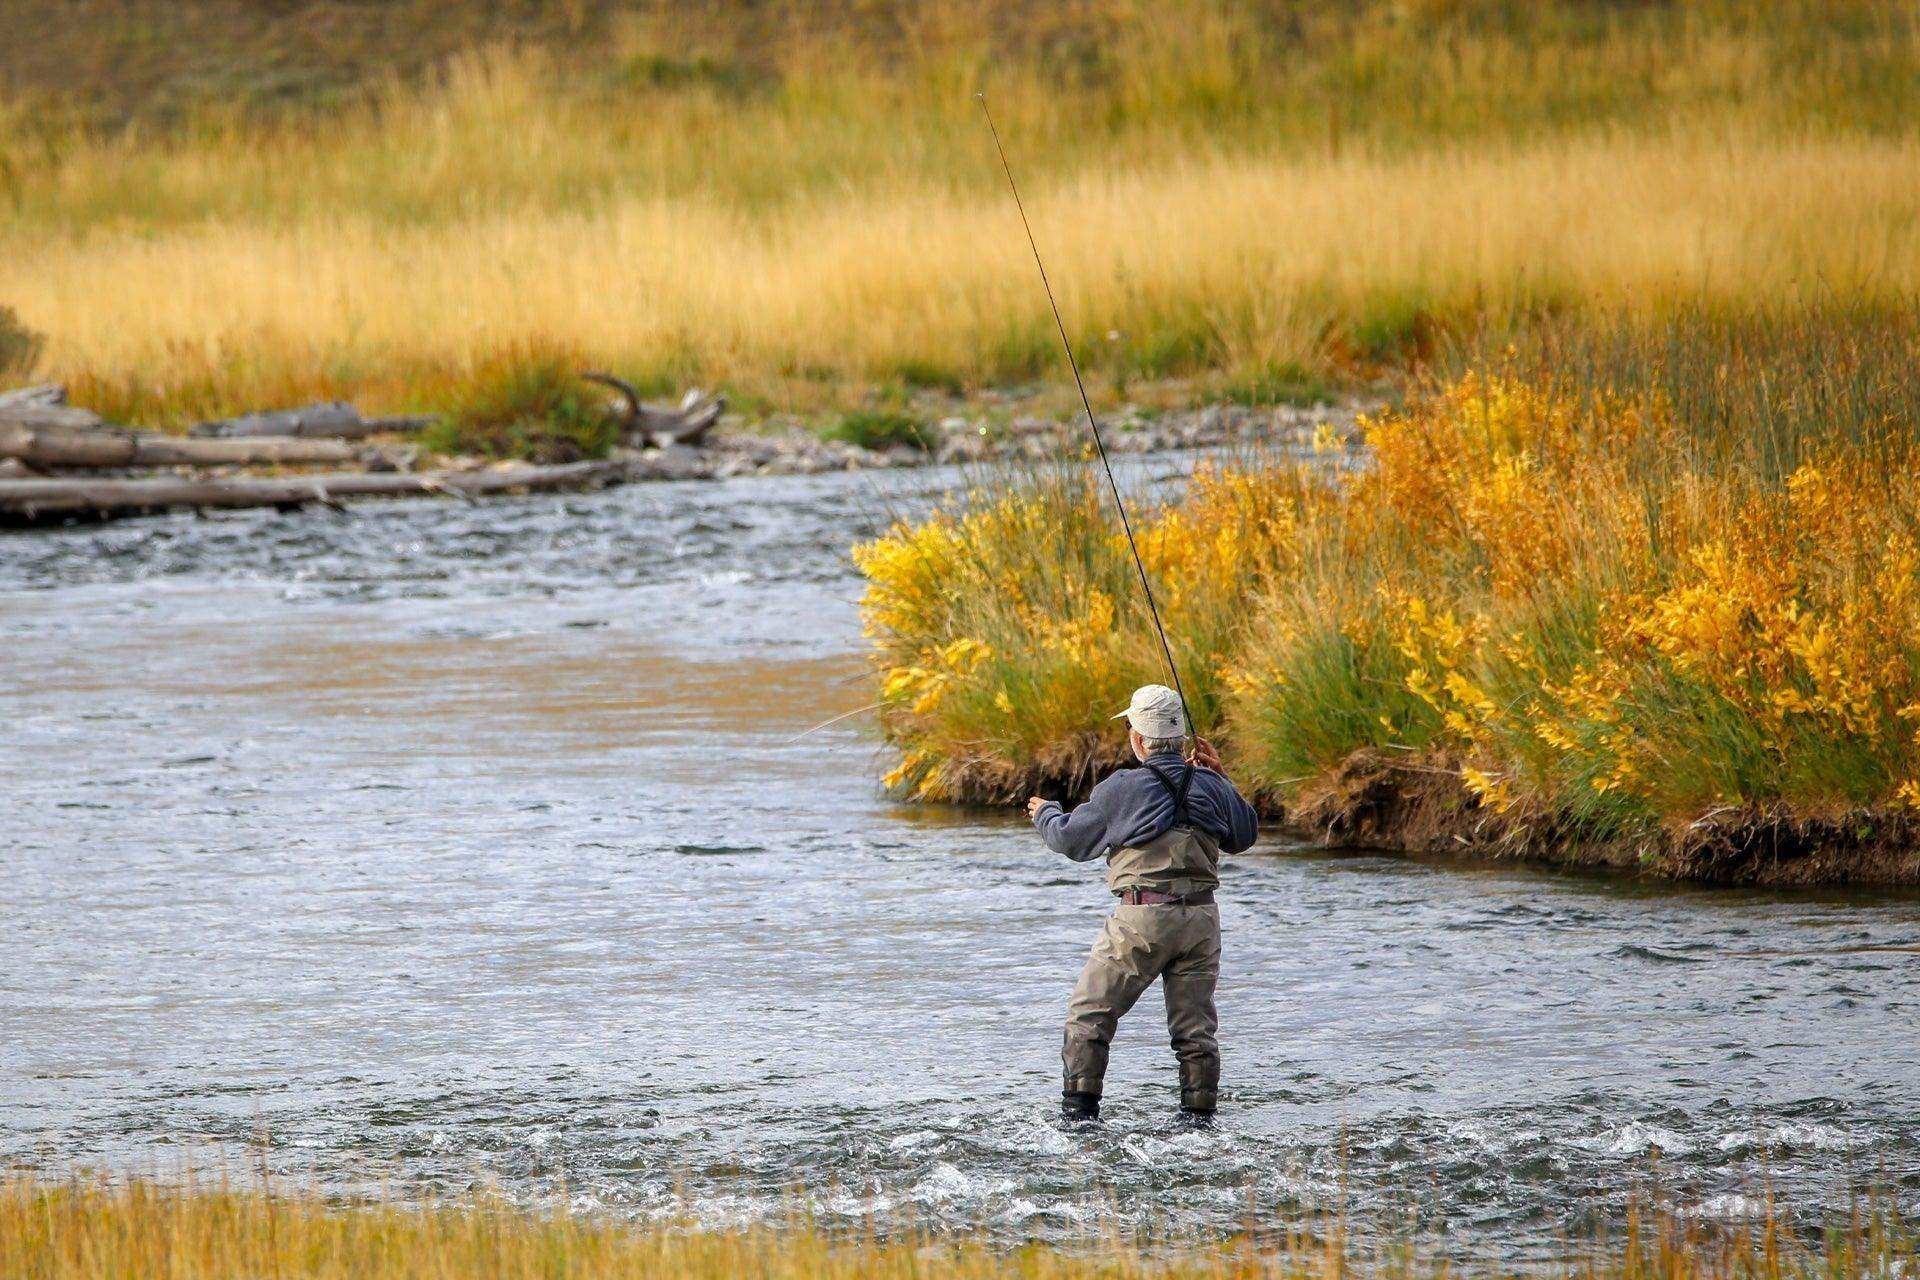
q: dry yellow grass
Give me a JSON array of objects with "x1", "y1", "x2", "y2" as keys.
[
  {"x1": 5, "y1": 129, "x2": 1918, "y2": 424},
  {"x1": 1, "y1": 1173, "x2": 1911, "y2": 1280},
  {"x1": 1, "y1": 1, "x2": 1917, "y2": 424},
  {"x1": 0, "y1": 1173, "x2": 1336, "y2": 1280}
]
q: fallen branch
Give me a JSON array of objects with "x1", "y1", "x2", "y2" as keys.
[
  {"x1": 190, "y1": 402, "x2": 433, "y2": 440},
  {"x1": 581, "y1": 374, "x2": 726, "y2": 446},
  {"x1": 0, "y1": 460, "x2": 624, "y2": 523},
  {"x1": 0, "y1": 422, "x2": 363, "y2": 469},
  {"x1": 0, "y1": 384, "x2": 69, "y2": 411},
  {"x1": 0, "y1": 387, "x2": 436, "y2": 442},
  {"x1": 0, "y1": 401, "x2": 108, "y2": 434}
]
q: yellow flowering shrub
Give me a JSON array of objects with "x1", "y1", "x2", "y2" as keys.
[
  {"x1": 856, "y1": 464, "x2": 1308, "y2": 801},
  {"x1": 860, "y1": 363, "x2": 1920, "y2": 832}
]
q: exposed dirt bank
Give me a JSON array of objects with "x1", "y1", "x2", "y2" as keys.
[{"x1": 1289, "y1": 751, "x2": 1920, "y2": 889}]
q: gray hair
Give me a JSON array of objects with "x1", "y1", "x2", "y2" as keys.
[{"x1": 1139, "y1": 733, "x2": 1185, "y2": 757}]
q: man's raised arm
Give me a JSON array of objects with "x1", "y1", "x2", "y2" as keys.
[{"x1": 1028, "y1": 784, "x2": 1112, "y2": 862}]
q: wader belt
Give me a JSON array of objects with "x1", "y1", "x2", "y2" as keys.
[{"x1": 1116, "y1": 887, "x2": 1216, "y2": 906}]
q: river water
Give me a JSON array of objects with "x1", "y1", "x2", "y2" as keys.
[{"x1": 4, "y1": 459, "x2": 1919, "y2": 1256}]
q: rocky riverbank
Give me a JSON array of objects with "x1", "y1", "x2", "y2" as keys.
[
  {"x1": 615, "y1": 398, "x2": 1360, "y2": 481},
  {"x1": 0, "y1": 383, "x2": 1361, "y2": 525}
]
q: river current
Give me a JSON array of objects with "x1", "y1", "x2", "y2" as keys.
[{"x1": 4, "y1": 458, "x2": 1918, "y2": 1255}]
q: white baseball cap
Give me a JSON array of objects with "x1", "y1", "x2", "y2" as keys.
[{"x1": 1112, "y1": 684, "x2": 1188, "y2": 738}]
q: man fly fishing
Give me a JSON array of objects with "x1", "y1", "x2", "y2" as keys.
[
  {"x1": 975, "y1": 97, "x2": 1259, "y2": 1123},
  {"x1": 1027, "y1": 685, "x2": 1258, "y2": 1124}
]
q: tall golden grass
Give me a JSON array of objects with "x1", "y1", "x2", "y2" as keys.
[
  {"x1": 1, "y1": 0, "x2": 1917, "y2": 424},
  {"x1": 9, "y1": 132, "x2": 1920, "y2": 426},
  {"x1": 2, "y1": 1173, "x2": 1911, "y2": 1280}
]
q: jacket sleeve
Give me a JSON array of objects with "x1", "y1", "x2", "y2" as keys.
[
  {"x1": 1211, "y1": 773, "x2": 1261, "y2": 855},
  {"x1": 1032, "y1": 778, "x2": 1114, "y2": 863}
]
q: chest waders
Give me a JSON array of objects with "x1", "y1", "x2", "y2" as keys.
[
  {"x1": 1101, "y1": 762, "x2": 1222, "y2": 900},
  {"x1": 1063, "y1": 760, "x2": 1224, "y2": 1122}
]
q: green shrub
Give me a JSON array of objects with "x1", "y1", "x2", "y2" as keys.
[
  {"x1": 823, "y1": 409, "x2": 931, "y2": 452},
  {"x1": 1348, "y1": 300, "x2": 1445, "y2": 365},
  {"x1": 886, "y1": 359, "x2": 965, "y2": 396},
  {"x1": 1220, "y1": 360, "x2": 1334, "y2": 408},
  {"x1": 420, "y1": 350, "x2": 619, "y2": 463},
  {"x1": 615, "y1": 53, "x2": 760, "y2": 98},
  {"x1": 981, "y1": 323, "x2": 1057, "y2": 384},
  {"x1": 1121, "y1": 315, "x2": 1216, "y2": 379},
  {"x1": 0, "y1": 305, "x2": 43, "y2": 378}
]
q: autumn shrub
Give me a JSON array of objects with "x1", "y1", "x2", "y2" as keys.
[
  {"x1": 859, "y1": 312, "x2": 1920, "y2": 839},
  {"x1": 858, "y1": 460, "x2": 1310, "y2": 803}
]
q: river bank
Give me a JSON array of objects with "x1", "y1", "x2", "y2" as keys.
[
  {"x1": 625, "y1": 397, "x2": 1354, "y2": 477},
  {"x1": 978, "y1": 736, "x2": 1920, "y2": 891},
  {"x1": 1289, "y1": 749, "x2": 1920, "y2": 889},
  {"x1": 0, "y1": 378, "x2": 1351, "y2": 523}
]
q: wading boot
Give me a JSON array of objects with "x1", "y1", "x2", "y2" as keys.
[
  {"x1": 1177, "y1": 1083, "x2": 1216, "y2": 1129},
  {"x1": 1060, "y1": 1090, "x2": 1100, "y2": 1123}
]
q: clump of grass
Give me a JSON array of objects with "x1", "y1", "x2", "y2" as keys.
[
  {"x1": 2, "y1": 1172, "x2": 1353, "y2": 1280},
  {"x1": 886, "y1": 358, "x2": 967, "y2": 397},
  {"x1": 1219, "y1": 361, "x2": 1334, "y2": 409},
  {"x1": 613, "y1": 52, "x2": 761, "y2": 99},
  {"x1": 418, "y1": 349, "x2": 619, "y2": 463},
  {"x1": 824, "y1": 410, "x2": 932, "y2": 453},
  {"x1": 0, "y1": 304, "x2": 41, "y2": 378},
  {"x1": 1339, "y1": 302, "x2": 1447, "y2": 369},
  {"x1": 859, "y1": 310, "x2": 1920, "y2": 855}
]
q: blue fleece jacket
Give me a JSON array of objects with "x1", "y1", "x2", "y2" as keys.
[{"x1": 1032, "y1": 751, "x2": 1260, "y2": 863}]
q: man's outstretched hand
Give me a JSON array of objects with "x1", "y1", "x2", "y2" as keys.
[
  {"x1": 1026, "y1": 796, "x2": 1050, "y2": 820},
  {"x1": 1186, "y1": 735, "x2": 1223, "y2": 772}
]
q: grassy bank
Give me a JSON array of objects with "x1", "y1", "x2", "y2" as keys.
[
  {"x1": 2, "y1": 1174, "x2": 1913, "y2": 1280},
  {"x1": 857, "y1": 312, "x2": 1920, "y2": 885},
  {"x1": 1, "y1": 2, "x2": 1918, "y2": 426}
]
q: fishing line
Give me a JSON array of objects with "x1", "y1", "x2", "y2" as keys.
[
  {"x1": 787, "y1": 701, "x2": 884, "y2": 744},
  {"x1": 975, "y1": 93, "x2": 1195, "y2": 734}
]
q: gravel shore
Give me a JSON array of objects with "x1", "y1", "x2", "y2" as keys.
[{"x1": 615, "y1": 399, "x2": 1363, "y2": 481}]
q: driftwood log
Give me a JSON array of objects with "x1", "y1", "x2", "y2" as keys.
[
  {"x1": 0, "y1": 460, "x2": 623, "y2": 523},
  {"x1": 1, "y1": 391, "x2": 432, "y2": 450},
  {"x1": 191, "y1": 402, "x2": 436, "y2": 440},
  {"x1": 581, "y1": 374, "x2": 725, "y2": 446},
  {"x1": 0, "y1": 423, "x2": 362, "y2": 469},
  {"x1": 0, "y1": 388, "x2": 107, "y2": 433},
  {"x1": 0, "y1": 384, "x2": 71, "y2": 411}
]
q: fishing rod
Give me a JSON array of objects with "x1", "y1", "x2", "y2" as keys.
[{"x1": 975, "y1": 93, "x2": 1196, "y2": 736}]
